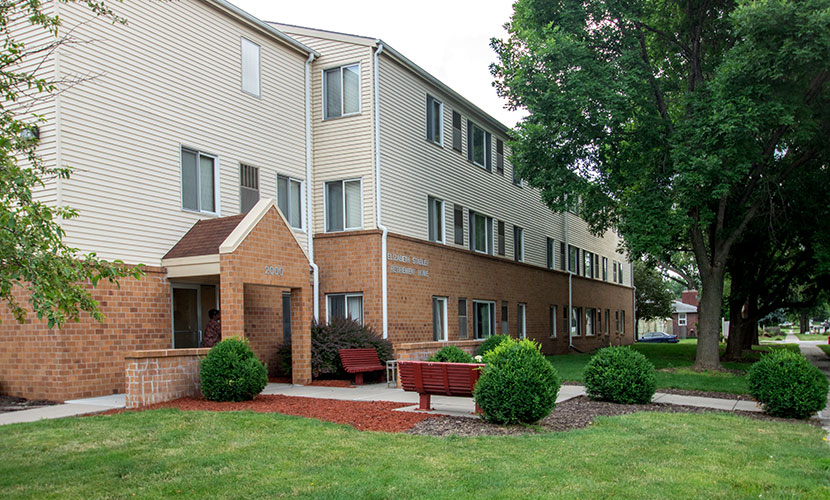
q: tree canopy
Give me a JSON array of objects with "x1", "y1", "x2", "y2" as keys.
[
  {"x1": 492, "y1": 0, "x2": 829, "y2": 369},
  {"x1": 633, "y1": 260, "x2": 674, "y2": 324},
  {"x1": 0, "y1": 0, "x2": 138, "y2": 329}
]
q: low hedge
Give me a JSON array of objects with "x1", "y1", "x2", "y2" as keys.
[
  {"x1": 200, "y1": 338, "x2": 267, "y2": 402},
  {"x1": 583, "y1": 346, "x2": 656, "y2": 404},
  {"x1": 428, "y1": 345, "x2": 475, "y2": 363},
  {"x1": 748, "y1": 349, "x2": 828, "y2": 419},
  {"x1": 477, "y1": 334, "x2": 511, "y2": 356}
]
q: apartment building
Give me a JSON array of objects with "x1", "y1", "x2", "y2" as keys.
[{"x1": 1, "y1": 0, "x2": 633, "y2": 401}]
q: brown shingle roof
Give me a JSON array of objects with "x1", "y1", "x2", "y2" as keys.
[{"x1": 163, "y1": 214, "x2": 247, "y2": 259}]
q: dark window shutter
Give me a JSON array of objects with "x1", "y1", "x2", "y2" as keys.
[
  {"x1": 452, "y1": 111, "x2": 462, "y2": 152},
  {"x1": 497, "y1": 221, "x2": 505, "y2": 256},
  {"x1": 453, "y1": 205, "x2": 464, "y2": 245},
  {"x1": 466, "y1": 120, "x2": 473, "y2": 162},
  {"x1": 496, "y1": 139, "x2": 504, "y2": 175},
  {"x1": 468, "y1": 210, "x2": 474, "y2": 251},
  {"x1": 485, "y1": 132, "x2": 492, "y2": 171},
  {"x1": 560, "y1": 242, "x2": 566, "y2": 270}
]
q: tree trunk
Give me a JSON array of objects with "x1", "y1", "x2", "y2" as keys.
[
  {"x1": 724, "y1": 299, "x2": 744, "y2": 361},
  {"x1": 800, "y1": 311, "x2": 809, "y2": 334},
  {"x1": 694, "y1": 266, "x2": 725, "y2": 371}
]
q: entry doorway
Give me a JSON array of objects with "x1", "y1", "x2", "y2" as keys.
[{"x1": 171, "y1": 283, "x2": 218, "y2": 348}]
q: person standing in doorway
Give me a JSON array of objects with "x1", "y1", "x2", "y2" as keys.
[{"x1": 202, "y1": 309, "x2": 221, "y2": 348}]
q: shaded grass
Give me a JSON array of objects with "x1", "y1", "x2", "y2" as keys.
[
  {"x1": 798, "y1": 333, "x2": 829, "y2": 341},
  {"x1": 0, "y1": 409, "x2": 827, "y2": 499},
  {"x1": 547, "y1": 342, "x2": 799, "y2": 394},
  {"x1": 819, "y1": 345, "x2": 830, "y2": 358}
]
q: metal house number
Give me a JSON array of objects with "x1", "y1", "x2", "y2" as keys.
[{"x1": 264, "y1": 265, "x2": 284, "y2": 277}]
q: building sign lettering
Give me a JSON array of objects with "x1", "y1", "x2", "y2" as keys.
[
  {"x1": 387, "y1": 252, "x2": 429, "y2": 278},
  {"x1": 264, "y1": 265, "x2": 284, "y2": 277}
]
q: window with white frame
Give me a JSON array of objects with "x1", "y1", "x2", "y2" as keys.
[
  {"x1": 325, "y1": 179, "x2": 361, "y2": 232},
  {"x1": 568, "y1": 245, "x2": 580, "y2": 274},
  {"x1": 584, "y1": 251, "x2": 594, "y2": 278},
  {"x1": 277, "y1": 175, "x2": 303, "y2": 229},
  {"x1": 469, "y1": 210, "x2": 493, "y2": 254},
  {"x1": 571, "y1": 306, "x2": 582, "y2": 336},
  {"x1": 517, "y1": 303, "x2": 527, "y2": 339},
  {"x1": 602, "y1": 257, "x2": 608, "y2": 281},
  {"x1": 546, "y1": 238, "x2": 555, "y2": 269},
  {"x1": 241, "y1": 38, "x2": 260, "y2": 97},
  {"x1": 181, "y1": 147, "x2": 217, "y2": 214},
  {"x1": 473, "y1": 300, "x2": 496, "y2": 339},
  {"x1": 550, "y1": 305, "x2": 557, "y2": 338},
  {"x1": 619, "y1": 263, "x2": 624, "y2": 284},
  {"x1": 426, "y1": 95, "x2": 443, "y2": 145},
  {"x1": 427, "y1": 196, "x2": 444, "y2": 243},
  {"x1": 323, "y1": 64, "x2": 360, "y2": 119},
  {"x1": 621, "y1": 310, "x2": 626, "y2": 333},
  {"x1": 514, "y1": 226, "x2": 524, "y2": 262},
  {"x1": 327, "y1": 293, "x2": 363, "y2": 325},
  {"x1": 605, "y1": 308, "x2": 610, "y2": 335},
  {"x1": 239, "y1": 164, "x2": 259, "y2": 214},
  {"x1": 501, "y1": 301, "x2": 509, "y2": 335},
  {"x1": 467, "y1": 120, "x2": 491, "y2": 170},
  {"x1": 458, "y1": 298, "x2": 468, "y2": 339},
  {"x1": 678, "y1": 313, "x2": 687, "y2": 326},
  {"x1": 433, "y1": 296, "x2": 448, "y2": 341},
  {"x1": 585, "y1": 307, "x2": 595, "y2": 336}
]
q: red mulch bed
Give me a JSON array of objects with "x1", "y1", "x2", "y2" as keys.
[
  {"x1": 269, "y1": 377, "x2": 355, "y2": 388},
  {"x1": 105, "y1": 395, "x2": 434, "y2": 432}
]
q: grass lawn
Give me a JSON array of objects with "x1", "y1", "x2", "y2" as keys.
[
  {"x1": 547, "y1": 341, "x2": 799, "y2": 394},
  {"x1": 819, "y1": 345, "x2": 830, "y2": 358},
  {"x1": 0, "y1": 410, "x2": 827, "y2": 499},
  {"x1": 797, "y1": 333, "x2": 829, "y2": 341}
]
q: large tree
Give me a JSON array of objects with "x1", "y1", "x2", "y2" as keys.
[
  {"x1": 0, "y1": 0, "x2": 139, "y2": 329},
  {"x1": 492, "y1": 0, "x2": 829, "y2": 369},
  {"x1": 633, "y1": 259, "x2": 674, "y2": 334}
]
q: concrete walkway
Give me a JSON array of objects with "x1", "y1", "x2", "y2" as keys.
[
  {"x1": 796, "y1": 339, "x2": 830, "y2": 436},
  {"x1": 262, "y1": 382, "x2": 760, "y2": 418},
  {"x1": 0, "y1": 394, "x2": 125, "y2": 426}
]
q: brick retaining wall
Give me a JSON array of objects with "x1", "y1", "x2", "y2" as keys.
[
  {"x1": 394, "y1": 339, "x2": 485, "y2": 361},
  {"x1": 124, "y1": 348, "x2": 209, "y2": 408}
]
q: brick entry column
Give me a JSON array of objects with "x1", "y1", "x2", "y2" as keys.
[
  {"x1": 290, "y1": 287, "x2": 312, "y2": 385},
  {"x1": 220, "y1": 281, "x2": 244, "y2": 339}
]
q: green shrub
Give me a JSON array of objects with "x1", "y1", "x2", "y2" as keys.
[
  {"x1": 200, "y1": 338, "x2": 267, "y2": 402},
  {"x1": 281, "y1": 318, "x2": 393, "y2": 378},
  {"x1": 473, "y1": 338, "x2": 561, "y2": 424},
  {"x1": 427, "y1": 345, "x2": 475, "y2": 363},
  {"x1": 583, "y1": 346, "x2": 656, "y2": 404},
  {"x1": 748, "y1": 349, "x2": 828, "y2": 419},
  {"x1": 477, "y1": 334, "x2": 511, "y2": 356}
]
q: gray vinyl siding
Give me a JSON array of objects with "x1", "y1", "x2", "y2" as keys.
[{"x1": 49, "y1": 0, "x2": 309, "y2": 265}]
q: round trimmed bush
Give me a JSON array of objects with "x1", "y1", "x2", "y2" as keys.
[
  {"x1": 476, "y1": 334, "x2": 511, "y2": 356},
  {"x1": 748, "y1": 349, "x2": 828, "y2": 419},
  {"x1": 583, "y1": 346, "x2": 656, "y2": 404},
  {"x1": 428, "y1": 345, "x2": 475, "y2": 363},
  {"x1": 473, "y1": 338, "x2": 561, "y2": 424},
  {"x1": 200, "y1": 338, "x2": 268, "y2": 402}
]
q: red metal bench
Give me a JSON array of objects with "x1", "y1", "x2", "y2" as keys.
[
  {"x1": 339, "y1": 348, "x2": 385, "y2": 385},
  {"x1": 398, "y1": 360, "x2": 485, "y2": 412}
]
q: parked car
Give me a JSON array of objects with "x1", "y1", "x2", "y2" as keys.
[{"x1": 638, "y1": 331, "x2": 680, "y2": 343}]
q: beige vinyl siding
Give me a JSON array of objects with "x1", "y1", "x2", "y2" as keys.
[
  {"x1": 52, "y1": 0, "x2": 308, "y2": 265},
  {"x1": 12, "y1": 4, "x2": 59, "y2": 206},
  {"x1": 283, "y1": 33, "x2": 376, "y2": 234}
]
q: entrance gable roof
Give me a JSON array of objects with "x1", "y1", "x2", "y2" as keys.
[{"x1": 163, "y1": 214, "x2": 246, "y2": 260}]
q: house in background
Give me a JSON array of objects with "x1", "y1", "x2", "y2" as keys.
[{"x1": 672, "y1": 290, "x2": 699, "y2": 338}]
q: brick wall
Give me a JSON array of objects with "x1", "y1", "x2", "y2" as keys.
[
  {"x1": 0, "y1": 266, "x2": 171, "y2": 401},
  {"x1": 244, "y1": 283, "x2": 286, "y2": 376},
  {"x1": 394, "y1": 339, "x2": 484, "y2": 361},
  {"x1": 124, "y1": 348, "x2": 209, "y2": 408}
]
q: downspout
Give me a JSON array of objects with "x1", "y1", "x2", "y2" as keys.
[
  {"x1": 305, "y1": 52, "x2": 319, "y2": 322},
  {"x1": 374, "y1": 41, "x2": 389, "y2": 339},
  {"x1": 565, "y1": 198, "x2": 573, "y2": 350}
]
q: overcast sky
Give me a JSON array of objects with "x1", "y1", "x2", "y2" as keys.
[{"x1": 231, "y1": 0, "x2": 527, "y2": 128}]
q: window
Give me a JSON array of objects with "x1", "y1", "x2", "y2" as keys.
[
  {"x1": 602, "y1": 257, "x2": 608, "y2": 281},
  {"x1": 452, "y1": 111, "x2": 462, "y2": 152},
  {"x1": 550, "y1": 305, "x2": 557, "y2": 338},
  {"x1": 469, "y1": 211, "x2": 493, "y2": 254},
  {"x1": 497, "y1": 221, "x2": 505, "y2": 256},
  {"x1": 621, "y1": 310, "x2": 626, "y2": 333},
  {"x1": 597, "y1": 309, "x2": 602, "y2": 334},
  {"x1": 496, "y1": 139, "x2": 504, "y2": 175},
  {"x1": 615, "y1": 310, "x2": 620, "y2": 332},
  {"x1": 501, "y1": 301, "x2": 509, "y2": 335},
  {"x1": 241, "y1": 37, "x2": 260, "y2": 97},
  {"x1": 467, "y1": 120, "x2": 491, "y2": 170},
  {"x1": 473, "y1": 300, "x2": 496, "y2": 339},
  {"x1": 514, "y1": 226, "x2": 524, "y2": 262},
  {"x1": 433, "y1": 296, "x2": 448, "y2": 341},
  {"x1": 240, "y1": 164, "x2": 259, "y2": 214},
  {"x1": 560, "y1": 242, "x2": 566, "y2": 271},
  {"x1": 678, "y1": 313, "x2": 687, "y2": 326},
  {"x1": 568, "y1": 245, "x2": 580, "y2": 274},
  {"x1": 181, "y1": 148, "x2": 217, "y2": 213},
  {"x1": 517, "y1": 303, "x2": 526, "y2": 339},
  {"x1": 426, "y1": 95, "x2": 443, "y2": 145},
  {"x1": 605, "y1": 309, "x2": 610, "y2": 335},
  {"x1": 613, "y1": 261, "x2": 618, "y2": 282},
  {"x1": 458, "y1": 298, "x2": 468, "y2": 339},
  {"x1": 453, "y1": 205, "x2": 464, "y2": 245},
  {"x1": 327, "y1": 293, "x2": 363, "y2": 324},
  {"x1": 323, "y1": 64, "x2": 360, "y2": 119},
  {"x1": 583, "y1": 251, "x2": 594, "y2": 278},
  {"x1": 618, "y1": 263, "x2": 624, "y2": 284},
  {"x1": 585, "y1": 308, "x2": 595, "y2": 336},
  {"x1": 282, "y1": 292, "x2": 292, "y2": 343},
  {"x1": 427, "y1": 196, "x2": 444, "y2": 243},
  {"x1": 546, "y1": 238, "x2": 555, "y2": 269},
  {"x1": 277, "y1": 175, "x2": 303, "y2": 229},
  {"x1": 325, "y1": 179, "x2": 361, "y2": 232},
  {"x1": 571, "y1": 307, "x2": 582, "y2": 336}
]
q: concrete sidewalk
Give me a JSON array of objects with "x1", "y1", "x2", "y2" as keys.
[
  {"x1": 797, "y1": 340, "x2": 830, "y2": 436},
  {"x1": 0, "y1": 394, "x2": 125, "y2": 426},
  {"x1": 262, "y1": 382, "x2": 760, "y2": 418}
]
